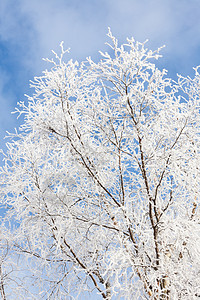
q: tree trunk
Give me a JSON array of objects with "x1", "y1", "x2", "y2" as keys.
[{"x1": 160, "y1": 276, "x2": 170, "y2": 300}]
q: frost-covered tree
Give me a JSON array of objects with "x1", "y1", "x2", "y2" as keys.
[{"x1": 0, "y1": 29, "x2": 200, "y2": 299}]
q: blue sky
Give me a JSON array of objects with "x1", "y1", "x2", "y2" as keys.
[{"x1": 0, "y1": 0, "x2": 200, "y2": 152}]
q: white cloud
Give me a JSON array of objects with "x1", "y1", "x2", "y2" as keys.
[
  {"x1": 0, "y1": 0, "x2": 200, "y2": 109},
  {"x1": 17, "y1": 0, "x2": 109, "y2": 67},
  {"x1": 0, "y1": 0, "x2": 200, "y2": 75},
  {"x1": 9, "y1": 0, "x2": 199, "y2": 76}
]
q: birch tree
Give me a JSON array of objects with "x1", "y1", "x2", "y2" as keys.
[{"x1": 0, "y1": 29, "x2": 200, "y2": 299}]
